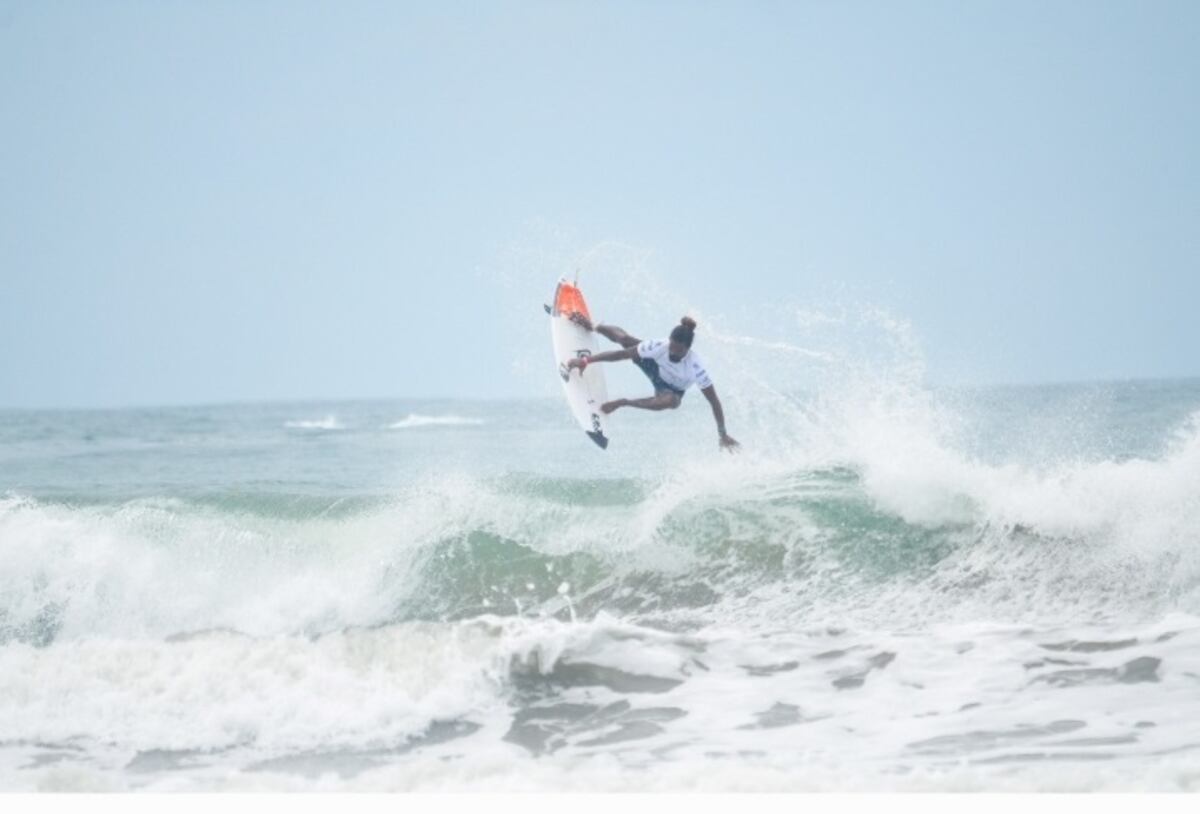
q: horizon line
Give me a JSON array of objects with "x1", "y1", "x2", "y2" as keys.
[{"x1": 3, "y1": 373, "x2": 1200, "y2": 413}]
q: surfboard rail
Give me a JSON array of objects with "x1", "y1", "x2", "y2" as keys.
[{"x1": 549, "y1": 278, "x2": 610, "y2": 449}]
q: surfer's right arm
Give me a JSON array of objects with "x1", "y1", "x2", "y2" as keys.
[{"x1": 567, "y1": 346, "x2": 638, "y2": 370}]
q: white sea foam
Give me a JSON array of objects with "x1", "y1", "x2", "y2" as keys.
[
  {"x1": 4, "y1": 612, "x2": 1200, "y2": 791},
  {"x1": 284, "y1": 415, "x2": 343, "y2": 430},
  {"x1": 0, "y1": 623, "x2": 507, "y2": 753},
  {"x1": 0, "y1": 495, "x2": 423, "y2": 641},
  {"x1": 388, "y1": 414, "x2": 486, "y2": 429},
  {"x1": 699, "y1": 299, "x2": 1200, "y2": 565}
]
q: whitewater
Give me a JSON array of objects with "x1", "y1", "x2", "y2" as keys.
[{"x1": 3, "y1": 306, "x2": 1200, "y2": 791}]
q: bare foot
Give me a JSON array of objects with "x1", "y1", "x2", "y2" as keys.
[
  {"x1": 569, "y1": 311, "x2": 594, "y2": 331},
  {"x1": 601, "y1": 399, "x2": 625, "y2": 414}
]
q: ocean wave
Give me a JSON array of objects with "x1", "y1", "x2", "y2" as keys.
[{"x1": 4, "y1": 413, "x2": 1200, "y2": 649}]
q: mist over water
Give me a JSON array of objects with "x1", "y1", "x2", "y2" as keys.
[{"x1": 3, "y1": 259, "x2": 1200, "y2": 789}]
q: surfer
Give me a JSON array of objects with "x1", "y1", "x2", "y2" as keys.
[{"x1": 566, "y1": 314, "x2": 740, "y2": 451}]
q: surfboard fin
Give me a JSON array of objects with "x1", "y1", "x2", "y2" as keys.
[{"x1": 587, "y1": 430, "x2": 609, "y2": 449}]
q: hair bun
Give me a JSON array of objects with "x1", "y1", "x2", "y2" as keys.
[{"x1": 680, "y1": 316, "x2": 698, "y2": 331}]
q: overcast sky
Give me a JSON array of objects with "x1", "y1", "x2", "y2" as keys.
[{"x1": 2, "y1": 0, "x2": 1197, "y2": 408}]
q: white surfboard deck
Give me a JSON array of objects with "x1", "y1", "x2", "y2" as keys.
[{"x1": 549, "y1": 278, "x2": 610, "y2": 449}]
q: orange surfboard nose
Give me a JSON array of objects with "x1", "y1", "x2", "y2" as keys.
[{"x1": 554, "y1": 282, "x2": 591, "y2": 321}]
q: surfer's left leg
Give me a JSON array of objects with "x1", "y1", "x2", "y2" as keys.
[{"x1": 602, "y1": 392, "x2": 680, "y2": 414}]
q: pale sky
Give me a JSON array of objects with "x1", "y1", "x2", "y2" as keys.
[{"x1": 2, "y1": 0, "x2": 1197, "y2": 408}]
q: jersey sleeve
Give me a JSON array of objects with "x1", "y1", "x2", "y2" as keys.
[{"x1": 636, "y1": 338, "x2": 665, "y2": 360}]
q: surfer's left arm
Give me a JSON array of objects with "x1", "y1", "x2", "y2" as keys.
[{"x1": 701, "y1": 385, "x2": 740, "y2": 451}]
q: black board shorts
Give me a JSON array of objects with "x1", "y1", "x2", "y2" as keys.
[{"x1": 633, "y1": 357, "x2": 686, "y2": 398}]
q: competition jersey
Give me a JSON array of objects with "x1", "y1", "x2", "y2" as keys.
[{"x1": 636, "y1": 339, "x2": 713, "y2": 392}]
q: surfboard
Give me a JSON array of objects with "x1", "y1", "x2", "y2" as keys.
[{"x1": 548, "y1": 278, "x2": 610, "y2": 449}]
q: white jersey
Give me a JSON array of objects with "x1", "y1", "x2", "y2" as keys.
[{"x1": 636, "y1": 339, "x2": 713, "y2": 392}]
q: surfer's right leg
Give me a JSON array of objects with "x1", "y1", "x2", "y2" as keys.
[
  {"x1": 596, "y1": 325, "x2": 640, "y2": 349},
  {"x1": 569, "y1": 312, "x2": 640, "y2": 348}
]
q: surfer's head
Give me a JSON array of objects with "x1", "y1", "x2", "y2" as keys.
[{"x1": 668, "y1": 316, "x2": 697, "y2": 361}]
